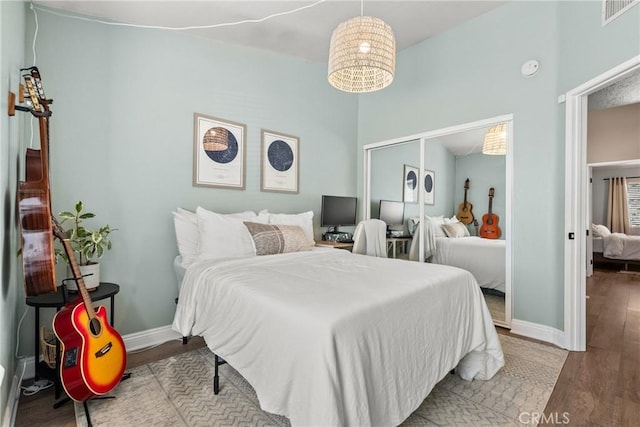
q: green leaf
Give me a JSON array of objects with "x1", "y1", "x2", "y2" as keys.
[
  {"x1": 79, "y1": 213, "x2": 95, "y2": 219},
  {"x1": 75, "y1": 201, "x2": 83, "y2": 213}
]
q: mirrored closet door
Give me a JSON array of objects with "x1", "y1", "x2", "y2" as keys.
[{"x1": 364, "y1": 116, "x2": 513, "y2": 328}]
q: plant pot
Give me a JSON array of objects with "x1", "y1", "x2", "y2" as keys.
[{"x1": 66, "y1": 263, "x2": 100, "y2": 292}]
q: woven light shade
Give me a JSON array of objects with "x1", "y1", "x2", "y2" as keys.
[
  {"x1": 482, "y1": 123, "x2": 507, "y2": 155},
  {"x1": 203, "y1": 127, "x2": 229, "y2": 152},
  {"x1": 328, "y1": 16, "x2": 396, "y2": 93}
]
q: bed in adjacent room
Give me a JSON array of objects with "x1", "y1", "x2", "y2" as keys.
[
  {"x1": 592, "y1": 224, "x2": 640, "y2": 265},
  {"x1": 171, "y1": 207, "x2": 504, "y2": 427}
]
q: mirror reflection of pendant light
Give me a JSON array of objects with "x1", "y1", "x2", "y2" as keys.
[
  {"x1": 203, "y1": 127, "x2": 229, "y2": 152},
  {"x1": 327, "y1": 0, "x2": 396, "y2": 93},
  {"x1": 482, "y1": 123, "x2": 507, "y2": 155}
]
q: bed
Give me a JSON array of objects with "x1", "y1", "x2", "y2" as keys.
[
  {"x1": 431, "y1": 237, "x2": 506, "y2": 292},
  {"x1": 172, "y1": 249, "x2": 504, "y2": 426},
  {"x1": 408, "y1": 218, "x2": 506, "y2": 293},
  {"x1": 592, "y1": 224, "x2": 640, "y2": 265}
]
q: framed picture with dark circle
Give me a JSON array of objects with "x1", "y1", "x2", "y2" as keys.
[
  {"x1": 193, "y1": 113, "x2": 246, "y2": 189},
  {"x1": 403, "y1": 164, "x2": 419, "y2": 203},
  {"x1": 261, "y1": 129, "x2": 299, "y2": 193},
  {"x1": 424, "y1": 169, "x2": 435, "y2": 205}
]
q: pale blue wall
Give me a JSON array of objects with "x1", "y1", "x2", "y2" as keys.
[
  {"x1": 358, "y1": 1, "x2": 639, "y2": 329},
  {"x1": 0, "y1": 0, "x2": 26, "y2": 418},
  {"x1": 18, "y1": 7, "x2": 359, "y2": 351}
]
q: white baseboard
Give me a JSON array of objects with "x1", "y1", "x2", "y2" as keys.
[
  {"x1": 510, "y1": 318, "x2": 567, "y2": 349},
  {"x1": 22, "y1": 324, "x2": 183, "y2": 380},
  {"x1": 2, "y1": 358, "x2": 27, "y2": 427}
]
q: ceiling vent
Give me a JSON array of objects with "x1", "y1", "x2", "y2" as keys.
[{"x1": 603, "y1": 0, "x2": 639, "y2": 25}]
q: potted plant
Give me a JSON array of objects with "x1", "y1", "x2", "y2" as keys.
[{"x1": 56, "y1": 201, "x2": 116, "y2": 291}]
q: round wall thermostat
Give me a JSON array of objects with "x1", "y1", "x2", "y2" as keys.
[{"x1": 521, "y1": 60, "x2": 540, "y2": 77}]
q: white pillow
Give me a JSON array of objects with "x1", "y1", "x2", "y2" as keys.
[
  {"x1": 195, "y1": 207, "x2": 257, "y2": 261},
  {"x1": 260, "y1": 210, "x2": 315, "y2": 243},
  {"x1": 442, "y1": 222, "x2": 470, "y2": 238},
  {"x1": 173, "y1": 208, "x2": 199, "y2": 266},
  {"x1": 426, "y1": 215, "x2": 447, "y2": 238},
  {"x1": 592, "y1": 223, "x2": 611, "y2": 238}
]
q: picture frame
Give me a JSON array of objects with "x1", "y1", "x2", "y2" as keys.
[
  {"x1": 403, "y1": 164, "x2": 419, "y2": 203},
  {"x1": 424, "y1": 169, "x2": 435, "y2": 205},
  {"x1": 193, "y1": 113, "x2": 246, "y2": 189},
  {"x1": 261, "y1": 129, "x2": 299, "y2": 193}
]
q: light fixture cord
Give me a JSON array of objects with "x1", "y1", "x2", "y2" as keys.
[{"x1": 361, "y1": 0, "x2": 364, "y2": 16}]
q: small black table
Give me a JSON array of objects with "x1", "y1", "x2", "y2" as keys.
[{"x1": 25, "y1": 282, "x2": 120, "y2": 400}]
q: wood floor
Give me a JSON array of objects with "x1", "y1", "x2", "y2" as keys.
[{"x1": 14, "y1": 268, "x2": 639, "y2": 426}]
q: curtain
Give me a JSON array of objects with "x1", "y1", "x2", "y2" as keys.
[{"x1": 607, "y1": 177, "x2": 630, "y2": 234}]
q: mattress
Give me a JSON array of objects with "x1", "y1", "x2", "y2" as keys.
[
  {"x1": 173, "y1": 249, "x2": 504, "y2": 426},
  {"x1": 431, "y1": 236, "x2": 506, "y2": 292},
  {"x1": 593, "y1": 237, "x2": 604, "y2": 253}
]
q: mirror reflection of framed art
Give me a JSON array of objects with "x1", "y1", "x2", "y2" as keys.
[
  {"x1": 261, "y1": 129, "x2": 299, "y2": 193},
  {"x1": 403, "y1": 164, "x2": 419, "y2": 203},
  {"x1": 424, "y1": 169, "x2": 435, "y2": 205}
]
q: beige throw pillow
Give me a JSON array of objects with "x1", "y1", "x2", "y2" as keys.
[{"x1": 244, "y1": 222, "x2": 314, "y2": 255}]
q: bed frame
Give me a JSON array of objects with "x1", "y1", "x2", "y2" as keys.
[
  {"x1": 176, "y1": 296, "x2": 225, "y2": 394},
  {"x1": 593, "y1": 252, "x2": 640, "y2": 270}
]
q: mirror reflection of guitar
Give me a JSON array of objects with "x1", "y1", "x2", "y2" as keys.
[
  {"x1": 52, "y1": 218, "x2": 126, "y2": 402},
  {"x1": 479, "y1": 188, "x2": 501, "y2": 239},
  {"x1": 457, "y1": 178, "x2": 474, "y2": 225}
]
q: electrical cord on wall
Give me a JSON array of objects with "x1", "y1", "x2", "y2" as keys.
[{"x1": 31, "y1": 0, "x2": 328, "y2": 31}]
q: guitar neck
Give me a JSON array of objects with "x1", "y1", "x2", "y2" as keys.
[{"x1": 52, "y1": 219, "x2": 97, "y2": 319}]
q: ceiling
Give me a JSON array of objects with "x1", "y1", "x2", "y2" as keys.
[
  {"x1": 588, "y1": 67, "x2": 640, "y2": 110},
  {"x1": 34, "y1": 0, "x2": 506, "y2": 63}
]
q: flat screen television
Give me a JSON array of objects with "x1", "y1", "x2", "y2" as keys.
[
  {"x1": 321, "y1": 195, "x2": 357, "y2": 233},
  {"x1": 378, "y1": 200, "x2": 405, "y2": 229}
]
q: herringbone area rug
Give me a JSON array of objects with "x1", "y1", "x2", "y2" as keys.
[{"x1": 76, "y1": 334, "x2": 567, "y2": 426}]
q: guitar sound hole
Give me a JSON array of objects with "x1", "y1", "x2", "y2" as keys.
[{"x1": 89, "y1": 318, "x2": 102, "y2": 336}]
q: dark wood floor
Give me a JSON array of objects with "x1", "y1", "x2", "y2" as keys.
[
  {"x1": 14, "y1": 268, "x2": 639, "y2": 426},
  {"x1": 541, "y1": 267, "x2": 640, "y2": 426}
]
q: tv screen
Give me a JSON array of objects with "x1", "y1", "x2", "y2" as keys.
[
  {"x1": 378, "y1": 200, "x2": 405, "y2": 226},
  {"x1": 321, "y1": 195, "x2": 357, "y2": 229}
]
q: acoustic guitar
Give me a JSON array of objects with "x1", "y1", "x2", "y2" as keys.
[
  {"x1": 456, "y1": 178, "x2": 474, "y2": 225},
  {"x1": 17, "y1": 67, "x2": 57, "y2": 296},
  {"x1": 479, "y1": 188, "x2": 501, "y2": 239},
  {"x1": 52, "y1": 219, "x2": 126, "y2": 402}
]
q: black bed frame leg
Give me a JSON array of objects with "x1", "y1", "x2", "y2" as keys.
[
  {"x1": 213, "y1": 354, "x2": 220, "y2": 395},
  {"x1": 182, "y1": 336, "x2": 188, "y2": 345}
]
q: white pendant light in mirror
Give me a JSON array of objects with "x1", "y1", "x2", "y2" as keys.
[
  {"x1": 482, "y1": 123, "x2": 507, "y2": 155},
  {"x1": 328, "y1": 1, "x2": 396, "y2": 93}
]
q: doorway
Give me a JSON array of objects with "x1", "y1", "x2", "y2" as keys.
[{"x1": 564, "y1": 55, "x2": 640, "y2": 351}]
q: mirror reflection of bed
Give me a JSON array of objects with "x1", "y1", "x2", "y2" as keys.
[{"x1": 367, "y1": 119, "x2": 511, "y2": 327}]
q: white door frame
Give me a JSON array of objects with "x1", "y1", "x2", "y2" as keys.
[
  {"x1": 363, "y1": 114, "x2": 514, "y2": 328},
  {"x1": 564, "y1": 55, "x2": 640, "y2": 351}
]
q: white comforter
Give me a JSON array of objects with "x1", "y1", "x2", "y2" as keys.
[
  {"x1": 431, "y1": 237, "x2": 506, "y2": 292},
  {"x1": 173, "y1": 250, "x2": 504, "y2": 426},
  {"x1": 603, "y1": 233, "x2": 640, "y2": 260}
]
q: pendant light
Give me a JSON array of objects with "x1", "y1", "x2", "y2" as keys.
[
  {"x1": 482, "y1": 123, "x2": 507, "y2": 155},
  {"x1": 327, "y1": 0, "x2": 396, "y2": 93}
]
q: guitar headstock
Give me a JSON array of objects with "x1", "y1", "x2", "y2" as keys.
[
  {"x1": 21, "y1": 66, "x2": 51, "y2": 117},
  {"x1": 489, "y1": 187, "x2": 495, "y2": 198},
  {"x1": 464, "y1": 178, "x2": 470, "y2": 189}
]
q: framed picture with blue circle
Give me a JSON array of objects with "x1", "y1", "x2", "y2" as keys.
[
  {"x1": 261, "y1": 129, "x2": 299, "y2": 193},
  {"x1": 424, "y1": 169, "x2": 435, "y2": 205},
  {"x1": 193, "y1": 113, "x2": 246, "y2": 189},
  {"x1": 403, "y1": 164, "x2": 419, "y2": 203}
]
